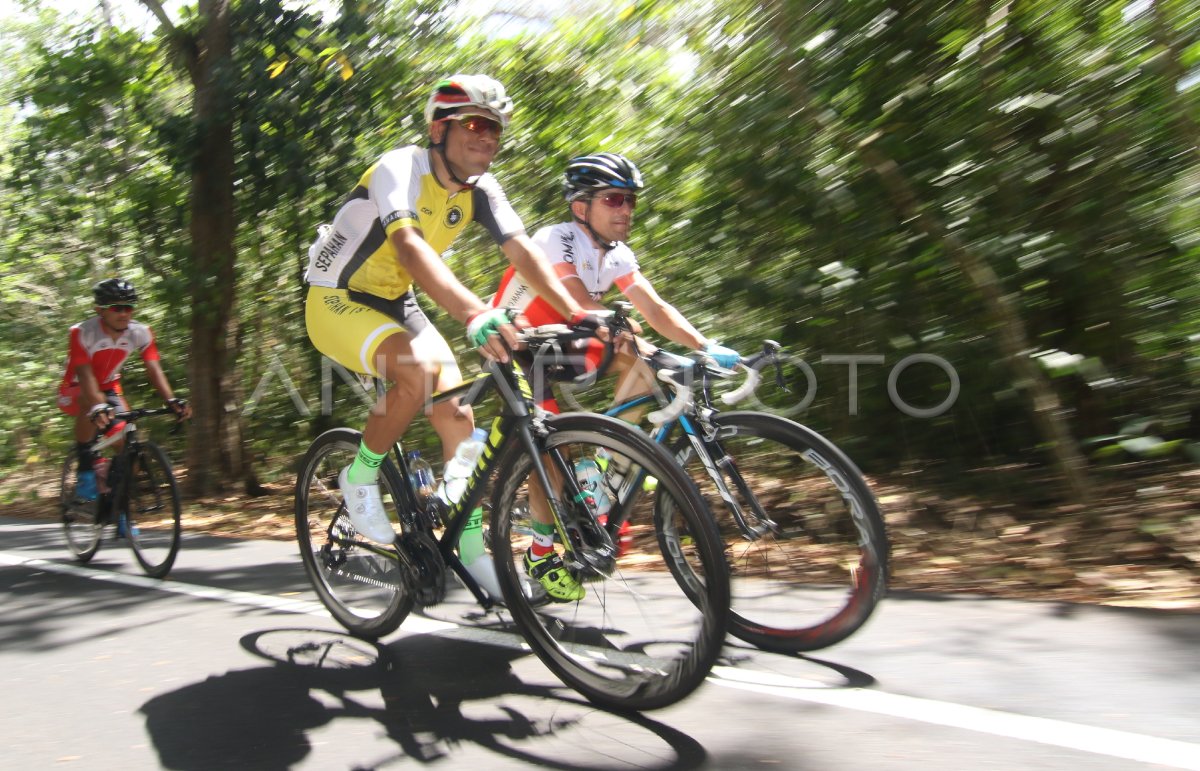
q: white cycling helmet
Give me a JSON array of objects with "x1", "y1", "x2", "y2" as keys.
[{"x1": 424, "y1": 74, "x2": 513, "y2": 130}]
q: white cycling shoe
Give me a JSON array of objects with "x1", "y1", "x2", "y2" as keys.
[{"x1": 338, "y1": 466, "x2": 396, "y2": 543}]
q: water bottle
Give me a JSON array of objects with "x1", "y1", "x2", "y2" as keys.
[
  {"x1": 406, "y1": 450, "x2": 436, "y2": 514},
  {"x1": 438, "y1": 427, "x2": 488, "y2": 506},
  {"x1": 439, "y1": 428, "x2": 501, "y2": 598},
  {"x1": 574, "y1": 456, "x2": 612, "y2": 521}
]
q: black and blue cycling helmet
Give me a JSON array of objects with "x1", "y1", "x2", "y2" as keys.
[
  {"x1": 93, "y1": 278, "x2": 138, "y2": 306},
  {"x1": 563, "y1": 153, "x2": 644, "y2": 202}
]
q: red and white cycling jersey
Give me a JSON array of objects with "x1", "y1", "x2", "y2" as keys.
[
  {"x1": 490, "y1": 222, "x2": 639, "y2": 325},
  {"x1": 59, "y1": 316, "x2": 159, "y2": 393}
]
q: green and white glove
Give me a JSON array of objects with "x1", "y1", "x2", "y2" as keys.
[{"x1": 466, "y1": 308, "x2": 510, "y2": 348}]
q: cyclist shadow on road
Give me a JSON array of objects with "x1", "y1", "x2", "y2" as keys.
[{"x1": 138, "y1": 626, "x2": 707, "y2": 771}]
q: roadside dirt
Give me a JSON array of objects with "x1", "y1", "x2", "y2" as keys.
[{"x1": 5, "y1": 461, "x2": 1198, "y2": 610}]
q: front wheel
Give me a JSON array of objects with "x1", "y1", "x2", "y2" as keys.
[
  {"x1": 676, "y1": 411, "x2": 888, "y2": 652},
  {"x1": 491, "y1": 413, "x2": 730, "y2": 711},
  {"x1": 125, "y1": 441, "x2": 183, "y2": 578},
  {"x1": 294, "y1": 428, "x2": 414, "y2": 640},
  {"x1": 60, "y1": 453, "x2": 101, "y2": 563}
]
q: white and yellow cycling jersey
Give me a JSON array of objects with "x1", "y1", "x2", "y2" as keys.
[{"x1": 304, "y1": 145, "x2": 524, "y2": 300}]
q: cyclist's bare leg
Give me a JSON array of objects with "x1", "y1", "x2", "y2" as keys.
[
  {"x1": 73, "y1": 394, "x2": 129, "y2": 453},
  {"x1": 523, "y1": 341, "x2": 653, "y2": 526},
  {"x1": 611, "y1": 342, "x2": 657, "y2": 425},
  {"x1": 527, "y1": 466, "x2": 561, "y2": 527},
  {"x1": 361, "y1": 326, "x2": 474, "y2": 460},
  {"x1": 360, "y1": 332, "x2": 433, "y2": 454},
  {"x1": 425, "y1": 348, "x2": 473, "y2": 463}
]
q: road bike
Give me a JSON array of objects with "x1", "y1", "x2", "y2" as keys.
[
  {"x1": 293, "y1": 322, "x2": 730, "y2": 711},
  {"x1": 545, "y1": 315, "x2": 888, "y2": 653},
  {"x1": 60, "y1": 407, "x2": 184, "y2": 578}
]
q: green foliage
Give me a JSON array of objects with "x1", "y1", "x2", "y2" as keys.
[{"x1": 0, "y1": 0, "x2": 1195, "y2": 483}]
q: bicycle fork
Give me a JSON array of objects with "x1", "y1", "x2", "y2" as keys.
[
  {"x1": 517, "y1": 422, "x2": 618, "y2": 578},
  {"x1": 681, "y1": 430, "x2": 778, "y2": 541}
]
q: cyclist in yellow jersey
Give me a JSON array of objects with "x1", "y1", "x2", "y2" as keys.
[{"x1": 303, "y1": 75, "x2": 600, "y2": 600}]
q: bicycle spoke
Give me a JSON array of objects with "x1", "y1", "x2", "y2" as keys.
[
  {"x1": 294, "y1": 429, "x2": 412, "y2": 639},
  {"x1": 493, "y1": 416, "x2": 728, "y2": 711},
  {"x1": 679, "y1": 413, "x2": 887, "y2": 652},
  {"x1": 60, "y1": 454, "x2": 101, "y2": 563},
  {"x1": 125, "y1": 443, "x2": 182, "y2": 578}
]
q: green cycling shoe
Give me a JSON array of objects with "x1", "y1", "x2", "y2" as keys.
[{"x1": 524, "y1": 549, "x2": 585, "y2": 602}]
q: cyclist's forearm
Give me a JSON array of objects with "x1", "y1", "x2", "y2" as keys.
[
  {"x1": 563, "y1": 277, "x2": 605, "y2": 312},
  {"x1": 641, "y1": 303, "x2": 707, "y2": 350},
  {"x1": 75, "y1": 364, "x2": 105, "y2": 407},
  {"x1": 395, "y1": 233, "x2": 486, "y2": 323}
]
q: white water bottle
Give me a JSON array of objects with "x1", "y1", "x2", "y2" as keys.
[
  {"x1": 574, "y1": 457, "x2": 612, "y2": 520},
  {"x1": 438, "y1": 428, "x2": 488, "y2": 506}
]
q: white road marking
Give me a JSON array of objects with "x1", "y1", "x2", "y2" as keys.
[
  {"x1": 710, "y1": 667, "x2": 1200, "y2": 770},
  {"x1": 0, "y1": 550, "x2": 458, "y2": 634},
  {"x1": 4, "y1": 548, "x2": 1199, "y2": 769}
]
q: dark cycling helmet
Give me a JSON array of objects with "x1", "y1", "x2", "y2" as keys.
[
  {"x1": 93, "y1": 278, "x2": 138, "y2": 306},
  {"x1": 563, "y1": 153, "x2": 644, "y2": 202}
]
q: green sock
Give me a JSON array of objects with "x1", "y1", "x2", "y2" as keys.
[
  {"x1": 346, "y1": 442, "x2": 386, "y2": 484},
  {"x1": 530, "y1": 520, "x2": 556, "y2": 556},
  {"x1": 458, "y1": 507, "x2": 485, "y2": 564}
]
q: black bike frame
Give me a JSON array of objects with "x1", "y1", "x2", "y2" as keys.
[
  {"x1": 377, "y1": 357, "x2": 602, "y2": 607},
  {"x1": 90, "y1": 408, "x2": 174, "y2": 525}
]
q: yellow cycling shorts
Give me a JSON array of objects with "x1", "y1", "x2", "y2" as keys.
[{"x1": 304, "y1": 286, "x2": 460, "y2": 382}]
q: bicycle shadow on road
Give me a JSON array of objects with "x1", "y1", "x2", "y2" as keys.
[{"x1": 138, "y1": 626, "x2": 708, "y2": 771}]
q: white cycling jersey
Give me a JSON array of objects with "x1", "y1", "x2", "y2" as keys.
[{"x1": 491, "y1": 222, "x2": 639, "y2": 325}]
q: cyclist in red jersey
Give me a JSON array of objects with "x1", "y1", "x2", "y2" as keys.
[{"x1": 58, "y1": 278, "x2": 191, "y2": 500}]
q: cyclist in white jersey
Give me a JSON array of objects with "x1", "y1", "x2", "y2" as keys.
[
  {"x1": 491, "y1": 153, "x2": 740, "y2": 414},
  {"x1": 491, "y1": 154, "x2": 739, "y2": 558}
]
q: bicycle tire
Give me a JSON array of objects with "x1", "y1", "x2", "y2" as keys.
[
  {"x1": 125, "y1": 441, "x2": 183, "y2": 578},
  {"x1": 674, "y1": 411, "x2": 888, "y2": 652},
  {"x1": 60, "y1": 453, "x2": 101, "y2": 563},
  {"x1": 294, "y1": 428, "x2": 414, "y2": 640},
  {"x1": 490, "y1": 413, "x2": 729, "y2": 711}
]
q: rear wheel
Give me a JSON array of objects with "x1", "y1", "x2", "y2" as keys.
[
  {"x1": 60, "y1": 453, "x2": 101, "y2": 563},
  {"x1": 125, "y1": 442, "x2": 183, "y2": 578},
  {"x1": 492, "y1": 413, "x2": 729, "y2": 711},
  {"x1": 676, "y1": 411, "x2": 888, "y2": 652},
  {"x1": 295, "y1": 428, "x2": 414, "y2": 640}
]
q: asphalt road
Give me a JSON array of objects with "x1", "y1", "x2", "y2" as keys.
[{"x1": 2, "y1": 515, "x2": 1198, "y2": 770}]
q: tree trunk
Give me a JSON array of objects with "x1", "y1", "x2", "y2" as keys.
[
  {"x1": 182, "y1": 0, "x2": 242, "y2": 495},
  {"x1": 856, "y1": 136, "x2": 1092, "y2": 506}
]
